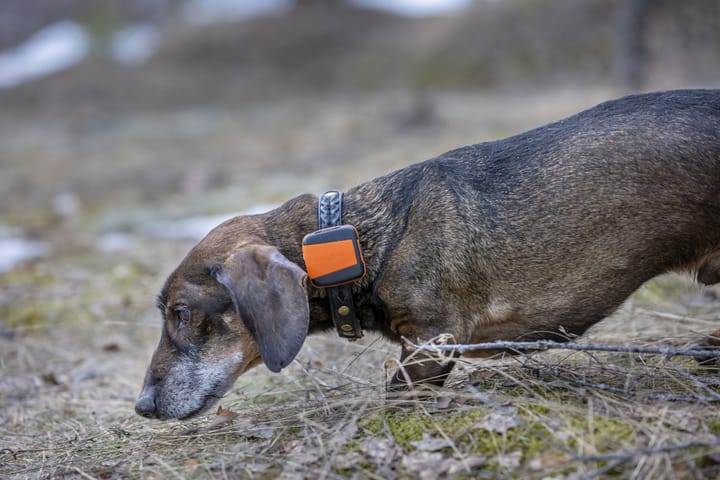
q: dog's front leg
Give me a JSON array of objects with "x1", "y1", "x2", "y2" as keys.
[
  {"x1": 694, "y1": 329, "x2": 720, "y2": 365},
  {"x1": 389, "y1": 343, "x2": 457, "y2": 393}
]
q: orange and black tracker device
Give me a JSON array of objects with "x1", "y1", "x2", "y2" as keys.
[{"x1": 301, "y1": 225, "x2": 366, "y2": 288}]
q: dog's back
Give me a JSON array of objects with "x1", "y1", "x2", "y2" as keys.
[{"x1": 354, "y1": 90, "x2": 720, "y2": 343}]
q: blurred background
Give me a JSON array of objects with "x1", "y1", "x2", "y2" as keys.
[
  {"x1": 2, "y1": 0, "x2": 720, "y2": 271},
  {"x1": 3, "y1": 1, "x2": 720, "y2": 476}
]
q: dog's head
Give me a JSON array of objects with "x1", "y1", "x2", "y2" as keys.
[{"x1": 135, "y1": 217, "x2": 309, "y2": 420}]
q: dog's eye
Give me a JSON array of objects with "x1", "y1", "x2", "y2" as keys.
[{"x1": 174, "y1": 306, "x2": 191, "y2": 327}]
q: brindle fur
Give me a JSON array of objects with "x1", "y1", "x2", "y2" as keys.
[{"x1": 136, "y1": 90, "x2": 720, "y2": 420}]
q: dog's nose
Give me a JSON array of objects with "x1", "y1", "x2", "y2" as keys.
[{"x1": 135, "y1": 390, "x2": 158, "y2": 419}]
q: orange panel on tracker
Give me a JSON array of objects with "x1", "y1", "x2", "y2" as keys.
[{"x1": 302, "y1": 240, "x2": 358, "y2": 279}]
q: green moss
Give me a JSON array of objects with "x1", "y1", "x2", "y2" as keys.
[
  {"x1": 564, "y1": 413, "x2": 636, "y2": 452},
  {"x1": 360, "y1": 408, "x2": 485, "y2": 449},
  {"x1": 356, "y1": 400, "x2": 639, "y2": 475},
  {"x1": 0, "y1": 267, "x2": 57, "y2": 288},
  {"x1": 707, "y1": 419, "x2": 720, "y2": 436},
  {"x1": 2, "y1": 302, "x2": 55, "y2": 329}
]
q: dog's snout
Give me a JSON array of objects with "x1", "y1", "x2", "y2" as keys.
[{"x1": 135, "y1": 389, "x2": 158, "y2": 419}]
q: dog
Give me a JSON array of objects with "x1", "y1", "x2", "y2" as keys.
[{"x1": 136, "y1": 89, "x2": 720, "y2": 420}]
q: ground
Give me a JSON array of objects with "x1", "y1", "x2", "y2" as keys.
[{"x1": 2, "y1": 88, "x2": 720, "y2": 479}]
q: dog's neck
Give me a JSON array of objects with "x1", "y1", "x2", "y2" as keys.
[
  {"x1": 260, "y1": 189, "x2": 407, "y2": 336},
  {"x1": 262, "y1": 188, "x2": 408, "y2": 287}
]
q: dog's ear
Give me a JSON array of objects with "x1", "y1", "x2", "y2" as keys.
[{"x1": 214, "y1": 245, "x2": 309, "y2": 373}]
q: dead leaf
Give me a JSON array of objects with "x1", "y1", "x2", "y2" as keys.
[
  {"x1": 469, "y1": 368, "x2": 498, "y2": 381},
  {"x1": 383, "y1": 446, "x2": 486, "y2": 479},
  {"x1": 411, "y1": 432, "x2": 453, "y2": 452},
  {"x1": 285, "y1": 439, "x2": 303, "y2": 453},
  {"x1": 442, "y1": 455, "x2": 487, "y2": 474},
  {"x1": 497, "y1": 450, "x2": 522, "y2": 470},
  {"x1": 205, "y1": 405, "x2": 240, "y2": 429},
  {"x1": 360, "y1": 437, "x2": 397, "y2": 465},
  {"x1": 401, "y1": 450, "x2": 445, "y2": 477},
  {"x1": 528, "y1": 452, "x2": 567, "y2": 471},
  {"x1": 474, "y1": 409, "x2": 520, "y2": 434},
  {"x1": 286, "y1": 444, "x2": 321, "y2": 466},
  {"x1": 217, "y1": 405, "x2": 240, "y2": 418},
  {"x1": 328, "y1": 422, "x2": 358, "y2": 450},
  {"x1": 333, "y1": 451, "x2": 364, "y2": 470},
  {"x1": 434, "y1": 395, "x2": 453, "y2": 409}
]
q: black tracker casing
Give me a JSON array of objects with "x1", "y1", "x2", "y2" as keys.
[{"x1": 301, "y1": 225, "x2": 366, "y2": 288}]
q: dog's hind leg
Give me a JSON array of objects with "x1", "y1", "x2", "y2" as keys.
[{"x1": 697, "y1": 252, "x2": 720, "y2": 286}]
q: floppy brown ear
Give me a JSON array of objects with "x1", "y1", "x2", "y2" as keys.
[{"x1": 214, "y1": 245, "x2": 309, "y2": 373}]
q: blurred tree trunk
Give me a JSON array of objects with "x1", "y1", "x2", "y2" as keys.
[{"x1": 618, "y1": 0, "x2": 648, "y2": 90}]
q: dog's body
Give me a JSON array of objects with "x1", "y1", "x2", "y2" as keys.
[{"x1": 137, "y1": 90, "x2": 720, "y2": 420}]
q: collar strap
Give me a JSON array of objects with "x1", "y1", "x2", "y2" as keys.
[
  {"x1": 302, "y1": 190, "x2": 364, "y2": 341},
  {"x1": 318, "y1": 190, "x2": 344, "y2": 230}
]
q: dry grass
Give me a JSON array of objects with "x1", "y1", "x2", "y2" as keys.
[
  {"x1": 3, "y1": 258, "x2": 720, "y2": 479},
  {"x1": 3, "y1": 89, "x2": 720, "y2": 479}
]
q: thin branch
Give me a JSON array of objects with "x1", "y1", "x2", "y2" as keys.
[
  {"x1": 574, "y1": 438, "x2": 720, "y2": 463},
  {"x1": 531, "y1": 362, "x2": 720, "y2": 403},
  {"x1": 403, "y1": 338, "x2": 720, "y2": 359}
]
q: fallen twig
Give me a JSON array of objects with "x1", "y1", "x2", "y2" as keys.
[
  {"x1": 574, "y1": 438, "x2": 720, "y2": 463},
  {"x1": 532, "y1": 363, "x2": 720, "y2": 403},
  {"x1": 577, "y1": 438, "x2": 720, "y2": 480},
  {"x1": 403, "y1": 338, "x2": 720, "y2": 359}
]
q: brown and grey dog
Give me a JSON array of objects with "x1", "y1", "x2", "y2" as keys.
[{"x1": 136, "y1": 89, "x2": 720, "y2": 420}]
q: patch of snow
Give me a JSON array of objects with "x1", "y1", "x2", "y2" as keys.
[
  {"x1": 351, "y1": 0, "x2": 474, "y2": 17},
  {"x1": 0, "y1": 236, "x2": 49, "y2": 272},
  {"x1": 182, "y1": 0, "x2": 295, "y2": 24},
  {"x1": 0, "y1": 20, "x2": 90, "y2": 88},
  {"x1": 144, "y1": 204, "x2": 277, "y2": 240},
  {"x1": 145, "y1": 214, "x2": 236, "y2": 240},
  {"x1": 98, "y1": 232, "x2": 138, "y2": 253},
  {"x1": 109, "y1": 23, "x2": 161, "y2": 66}
]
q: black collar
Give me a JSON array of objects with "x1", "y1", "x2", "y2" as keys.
[{"x1": 317, "y1": 191, "x2": 364, "y2": 340}]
